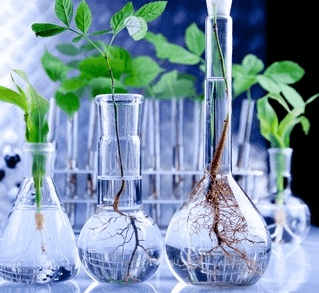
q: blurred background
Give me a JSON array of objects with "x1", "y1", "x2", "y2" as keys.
[{"x1": 0, "y1": 0, "x2": 317, "y2": 227}]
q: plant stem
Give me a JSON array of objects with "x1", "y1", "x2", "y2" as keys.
[{"x1": 82, "y1": 33, "x2": 125, "y2": 213}]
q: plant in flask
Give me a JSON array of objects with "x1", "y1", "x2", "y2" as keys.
[
  {"x1": 0, "y1": 71, "x2": 80, "y2": 283},
  {"x1": 31, "y1": 0, "x2": 167, "y2": 283},
  {"x1": 165, "y1": 0, "x2": 271, "y2": 286}
]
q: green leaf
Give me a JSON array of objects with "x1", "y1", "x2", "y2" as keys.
[
  {"x1": 134, "y1": 1, "x2": 167, "y2": 22},
  {"x1": 256, "y1": 96, "x2": 279, "y2": 142},
  {"x1": 233, "y1": 75, "x2": 257, "y2": 97},
  {"x1": 41, "y1": 50, "x2": 70, "y2": 82},
  {"x1": 242, "y1": 54, "x2": 264, "y2": 75},
  {"x1": 280, "y1": 83, "x2": 305, "y2": 111},
  {"x1": 55, "y1": 0, "x2": 73, "y2": 27},
  {"x1": 111, "y1": 2, "x2": 134, "y2": 34},
  {"x1": 257, "y1": 75, "x2": 281, "y2": 94},
  {"x1": 55, "y1": 90, "x2": 80, "y2": 118},
  {"x1": 299, "y1": 116, "x2": 310, "y2": 135},
  {"x1": 306, "y1": 93, "x2": 319, "y2": 105},
  {"x1": 56, "y1": 43, "x2": 80, "y2": 56},
  {"x1": 31, "y1": 23, "x2": 67, "y2": 37},
  {"x1": 88, "y1": 77, "x2": 127, "y2": 96},
  {"x1": 152, "y1": 70, "x2": 195, "y2": 99},
  {"x1": 264, "y1": 61, "x2": 305, "y2": 84},
  {"x1": 75, "y1": 0, "x2": 92, "y2": 34},
  {"x1": 267, "y1": 93, "x2": 290, "y2": 112},
  {"x1": 61, "y1": 76, "x2": 89, "y2": 91},
  {"x1": 26, "y1": 84, "x2": 50, "y2": 143},
  {"x1": 0, "y1": 86, "x2": 28, "y2": 112},
  {"x1": 72, "y1": 35, "x2": 83, "y2": 43},
  {"x1": 185, "y1": 23, "x2": 205, "y2": 56},
  {"x1": 108, "y1": 46, "x2": 132, "y2": 77},
  {"x1": 124, "y1": 56, "x2": 164, "y2": 87},
  {"x1": 278, "y1": 108, "x2": 303, "y2": 138},
  {"x1": 124, "y1": 16, "x2": 148, "y2": 41},
  {"x1": 78, "y1": 55, "x2": 109, "y2": 78},
  {"x1": 269, "y1": 133, "x2": 285, "y2": 148},
  {"x1": 145, "y1": 32, "x2": 200, "y2": 65}
]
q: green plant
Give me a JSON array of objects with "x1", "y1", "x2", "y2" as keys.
[
  {"x1": 233, "y1": 54, "x2": 319, "y2": 148},
  {"x1": 233, "y1": 54, "x2": 319, "y2": 205},
  {"x1": 0, "y1": 70, "x2": 49, "y2": 214}
]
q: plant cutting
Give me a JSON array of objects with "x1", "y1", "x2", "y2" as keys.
[
  {"x1": 165, "y1": 0, "x2": 271, "y2": 286},
  {"x1": 0, "y1": 70, "x2": 80, "y2": 283},
  {"x1": 32, "y1": 0, "x2": 167, "y2": 283},
  {"x1": 233, "y1": 54, "x2": 318, "y2": 243}
]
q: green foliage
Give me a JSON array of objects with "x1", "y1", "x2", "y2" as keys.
[
  {"x1": 55, "y1": 0, "x2": 74, "y2": 27},
  {"x1": 31, "y1": 23, "x2": 67, "y2": 37},
  {"x1": 75, "y1": 0, "x2": 92, "y2": 33},
  {"x1": 234, "y1": 54, "x2": 319, "y2": 148}
]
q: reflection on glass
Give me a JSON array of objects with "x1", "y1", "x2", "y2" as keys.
[
  {"x1": 259, "y1": 244, "x2": 309, "y2": 293},
  {"x1": 84, "y1": 281, "x2": 157, "y2": 293},
  {"x1": 0, "y1": 280, "x2": 80, "y2": 293},
  {"x1": 171, "y1": 282, "x2": 264, "y2": 293}
]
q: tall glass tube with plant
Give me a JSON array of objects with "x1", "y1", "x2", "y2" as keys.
[
  {"x1": 0, "y1": 70, "x2": 80, "y2": 283},
  {"x1": 32, "y1": 0, "x2": 167, "y2": 283},
  {"x1": 164, "y1": 0, "x2": 271, "y2": 286}
]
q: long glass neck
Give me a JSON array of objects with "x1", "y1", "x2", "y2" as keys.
[
  {"x1": 96, "y1": 94, "x2": 143, "y2": 208},
  {"x1": 205, "y1": 15, "x2": 232, "y2": 174},
  {"x1": 23, "y1": 143, "x2": 55, "y2": 178},
  {"x1": 268, "y1": 148, "x2": 293, "y2": 203}
]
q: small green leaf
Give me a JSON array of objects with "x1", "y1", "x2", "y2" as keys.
[
  {"x1": 280, "y1": 83, "x2": 305, "y2": 111},
  {"x1": 61, "y1": 76, "x2": 89, "y2": 91},
  {"x1": 306, "y1": 93, "x2": 319, "y2": 105},
  {"x1": 257, "y1": 96, "x2": 279, "y2": 142},
  {"x1": 41, "y1": 50, "x2": 70, "y2": 82},
  {"x1": 145, "y1": 32, "x2": 200, "y2": 65},
  {"x1": 257, "y1": 75, "x2": 281, "y2": 94},
  {"x1": 55, "y1": 90, "x2": 80, "y2": 118},
  {"x1": 111, "y1": 2, "x2": 134, "y2": 34},
  {"x1": 56, "y1": 43, "x2": 80, "y2": 56},
  {"x1": 134, "y1": 1, "x2": 167, "y2": 22},
  {"x1": 0, "y1": 86, "x2": 28, "y2": 112},
  {"x1": 78, "y1": 55, "x2": 109, "y2": 78},
  {"x1": 31, "y1": 23, "x2": 67, "y2": 37},
  {"x1": 88, "y1": 77, "x2": 127, "y2": 96},
  {"x1": 124, "y1": 16, "x2": 148, "y2": 41},
  {"x1": 55, "y1": 0, "x2": 73, "y2": 27},
  {"x1": 124, "y1": 56, "x2": 164, "y2": 87},
  {"x1": 152, "y1": 70, "x2": 178, "y2": 94},
  {"x1": 267, "y1": 93, "x2": 290, "y2": 112},
  {"x1": 72, "y1": 35, "x2": 83, "y2": 43},
  {"x1": 264, "y1": 61, "x2": 305, "y2": 84},
  {"x1": 75, "y1": 0, "x2": 92, "y2": 34},
  {"x1": 233, "y1": 75, "x2": 257, "y2": 97},
  {"x1": 185, "y1": 23, "x2": 205, "y2": 56},
  {"x1": 299, "y1": 116, "x2": 310, "y2": 135},
  {"x1": 242, "y1": 54, "x2": 264, "y2": 75}
]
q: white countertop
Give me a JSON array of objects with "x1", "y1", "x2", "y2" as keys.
[{"x1": 0, "y1": 226, "x2": 318, "y2": 292}]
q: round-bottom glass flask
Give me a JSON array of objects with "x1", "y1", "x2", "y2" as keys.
[
  {"x1": 78, "y1": 94, "x2": 163, "y2": 284},
  {"x1": 256, "y1": 148, "x2": 310, "y2": 244},
  {"x1": 165, "y1": 0, "x2": 271, "y2": 285},
  {"x1": 0, "y1": 143, "x2": 80, "y2": 284}
]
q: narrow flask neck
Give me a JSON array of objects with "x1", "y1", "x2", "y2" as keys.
[
  {"x1": 205, "y1": 15, "x2": 232, "y2": 173},
  {"x1": 96, "y1": 94, "x2": 144, "y2": 209},
  {"x1": 268, "y1": 148, "x2": 293, "y2": 202},
  {"x1": 23, "y1": 143, "x2": 55, "y2": 178}
]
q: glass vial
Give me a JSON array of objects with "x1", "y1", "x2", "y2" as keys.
[
  {"x1": 78, "y1": 94, "x2": 163, "y2": 284},
  {"x1": 0, "y1": 143, "x2": 80, "y2": 284},
  {"x1": 165, "y1": 0, "x2": 271, "y2": 286},
  {"x1": 257, "y1": 148, "x2": 310, "y2": 244}
]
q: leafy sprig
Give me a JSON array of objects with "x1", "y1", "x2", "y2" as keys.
[
  {"x1": 0, "y1": 70, "x2": 50, "y2": 211},
  {"x1": 233, "y1": 54, "x2": 319, "y2": 148}
]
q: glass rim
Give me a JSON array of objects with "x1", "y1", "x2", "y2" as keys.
[
  {"x1": 22, "y1": 142, "x2": 55, "y2": 153},
  {"x1": 268, "y1": 147, "x2": 293, "y2": 155},
  {"x1": 95, "y1": 94, "x2": 144, "y2": 104}
]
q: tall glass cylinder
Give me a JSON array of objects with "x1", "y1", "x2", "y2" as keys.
[
  {"x1": 78, "y1": 94, "x2": 163, "y2": 284},
  {"x1": 165, "y1": 0, "x2": 271, "y2": 286},
  {"x1": 0, "y1": 143, "x2": 80, "y2": 284}
]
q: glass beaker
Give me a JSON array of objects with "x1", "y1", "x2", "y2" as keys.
[
  {"x1": 256, "y1": 148, "x2": 310, "y2": 244},
  {"x1": 164, "y1": 0, "x2": 271, "y2": 286},
  {"x1": 0, "y1": 143, "x2": 80, "y2": 284},
  {"x1": 78, "y1": 94, "x2": 163, "y2": 284}
]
